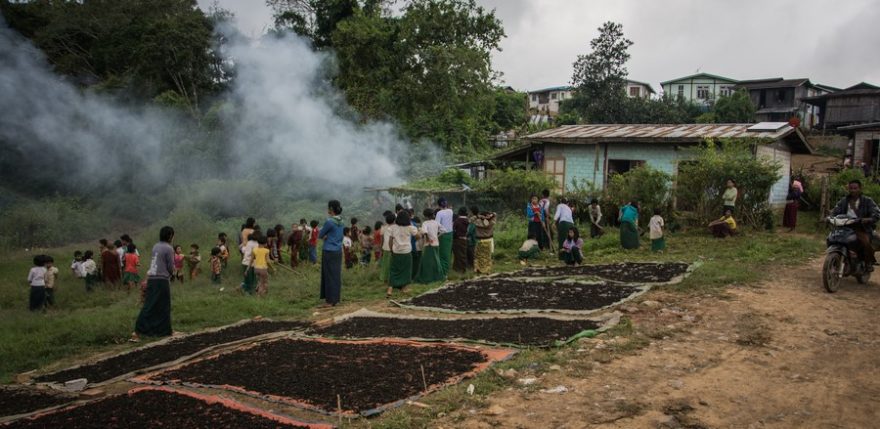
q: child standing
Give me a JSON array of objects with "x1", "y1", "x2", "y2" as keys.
[
  {"x1": 308, "y1": 220, "x2": 320, "y2": 264},
  {"x1": 252, "y1": 236, "x2": 272, "y2": 296},
  {"x1": 123, "y1": 244, "x2": 141, "y2": 292},
  {"x1": 349, "y1": 218, "x2": 361, "y2": 262},
  {"x1": 416, "y1": 208, "x2": 444, "y2": 284},
  {"x1": 273, "y1": 224, "x2": 285, "y2": 264},
  {"x1": 359, "y1": 226, "x2": 373, "y2": 265},
  {"x1": 649, "y1": 208, "x2": 666, "y2": 252},
  {"x1": 187, "y1": 244, "x2": 201, "y2": 281},
  {"x1": 342, "y1": 227, "x2": 354, "y2": 269},
  {"x1": 266, "y1": 228, "x2": 279, "y2": 263},
  {"x1": 101, "y1": 242, "x2": 121, "y2": 287},
  {"x1": 71, "y1": 251, "x2": 84, "y2": 279},
  {"x1": 217, "y1": 233, "x2": 230, "y2": 270},
  {"x1": 210, "y1": 247, "x2": 222, "y2": 285},
  {"x1": 81, "y1": 251, "x2": 98, "y2": 292},
  {"x1": 27, "y1": 255, "x2": 48, "y2": 311},
  {"x1": 518, "y1": 233, "x2": 541, "y2": 266},
  {"x1": 561, "y1": 227, "x2": 584, "y2": 266},
  {"x1": 44, "y1": 256, "x2": 58, "y2": 308},
  {"x1": 372, "y1": 221, "x2": 384, "y2": 264},
  {"x1": 172, "y1": 245, "x2": 185, "y2": 282}
]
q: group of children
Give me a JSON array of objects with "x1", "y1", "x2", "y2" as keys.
[{"x1": 26, "y1": 255, "x2": 59, "y2": 311}]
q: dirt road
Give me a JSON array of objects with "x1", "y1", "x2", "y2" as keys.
[{"x1": 437, "y1": 257, "x2": 880, "y2": 429}]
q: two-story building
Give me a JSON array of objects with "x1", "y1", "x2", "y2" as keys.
[
  {"x1": 660, "y1": 73, "x2": 739, "y2": 106},
  {"x1": 734, "y1": 78, "x2": 837, "y2": 128},
  {"x1": 803, "y1": 83, "x2": 880, "y2": 131},
  {"x1": 625, "y1": 80, "x2": 655, "y2": 99}
]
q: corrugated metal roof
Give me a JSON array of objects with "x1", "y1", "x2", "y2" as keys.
[
  {"x1": 523, "y1": 124, "x2": 797, "y2": 142},
  {"x1": 528, "y1": 85, "x2": 573, "y2": 94},
  {"x1": 660, "y1": 72, "x2": 739, "y2": 86},
  {"x1": 736, "y1": 78, "x2": 811, "y2": 90}
]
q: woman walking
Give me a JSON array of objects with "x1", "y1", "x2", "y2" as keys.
[
  {"x1": 619, "y1": 201, "x2": 640, "y2": 250},
  {"x1": 319, "y1": 200, "x2": 345, "y2": 307},
  {"x1": 132, "y1": 226, "x2": 175, "y2": 341}
]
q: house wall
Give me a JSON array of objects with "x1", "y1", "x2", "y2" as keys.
[
  {"x1": 825, "y1": 96, "x2": 880, "y2": 126},
  {"x1": 756, "y1": 142, "x2": 793, "y2": 207},
  {"x1": 661, "y1": 77, "x2": 737, "y2": 105},
  {"x1": 528, "y1": 90, "x2": 572, "y2": 115},
  {"x1": 626, "y1": 83, "x2": 651, "y2": 99},
  {"x1": 852, "y1": 130, "x2": 880, "y2": 166}
]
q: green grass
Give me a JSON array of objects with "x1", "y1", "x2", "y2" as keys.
[{"x1": 0, "y1": 211, "x2": 825, "y2": 398}]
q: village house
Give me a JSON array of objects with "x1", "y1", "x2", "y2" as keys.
[
  {"x1": 836, "y1": 122, "x2": 880, "y2": 175},
  {"x1": 660, "y1": 73, "x2": 738, "y2": 107},
  {"x1": 527, "y1": 80, "x2": 656, "y2": 117},
  {"x1": 734, "y1": 78, "x2": 837, "y2": 128},
  {"x1": 491, "y1": 123, "x2": 812, "y2": 206},
  {"x1": 803, "y1": 83, "x2": 880, "y2": 131}
]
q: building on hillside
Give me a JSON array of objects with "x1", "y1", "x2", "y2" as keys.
[
  {"x1": 491, "y1": 123, "x2": 812, "y2": 206},
  {"x1": 660, "y1": 73, "x2": 738, "y2": 106},
  {"x1": 626, "y1": 79, "x2": 655, "y2": 99},
  {"x1": 803, "y1": 83, "x2": 880, "y2": 131},
  {"x1": 527, "y1": 79, "x2": 655, "y2": 117},
  {"x1": 837, "y1": 122, "x2": 880, "y2": 175},
  {"x1": 734, "y1": 78, "x2": 836, "y2": 128},
  {"x1": 527, "y1": 86, "x2": 573, "y2": 117}
]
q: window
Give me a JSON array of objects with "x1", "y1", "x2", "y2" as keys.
[
  {"x1": 775, "y1": 89, "x2": 786, "y2": 103},
  {"x1": 551, "y1": 92, "x2": 557, "y2": 100},
  {"x1": 677, "y1": 85, "x2": 684, "y2": 97},
  {"x1": 629, "y1": 87, "x2": 640, "y2": 97},
  {"x1": 531, "y1": 94, "x2": 537, "y2": 102},
  {"x1": 696, "y1": 85, "x2": 710, "y2": 100},
  {"x1": 607, "y1": 160, "x2": 645, "y2": 182},
  {"x1": 720, "y1": 86, "x2": 733, "y2": 97},
  {"x1": 544, "y1": 157, "x2": 566, "y2": 193}
]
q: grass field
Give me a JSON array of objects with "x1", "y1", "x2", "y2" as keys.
[{"x1": 0, "y1": 211, "x2": 826, "y2": 389}]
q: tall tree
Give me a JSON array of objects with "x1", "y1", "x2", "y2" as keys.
[
  {"x1": 570, "y1": 22, "x2": 632, "y2": 123},
  {"x1": 268, "y1": 0, "x2": 387, "y2": 48}
]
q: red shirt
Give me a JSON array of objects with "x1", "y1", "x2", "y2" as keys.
[
  {"x1": 309, "y1": 227, "x2": 319, "y2": 246},
  {"x1": 124, "y1": 253, "x2": 139, "y2": 274}
]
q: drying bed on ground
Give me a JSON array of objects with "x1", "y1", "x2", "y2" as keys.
[
  {"x1": 35, "y1": 320, "x2": 312, "y2": 384},
  {"x1": 399, "y1": 278, "x2": 644, "y2": 314},
  {"x1": 140, "y1": 338, "x2": 510, "y2": 416},
  {"x1": 310, "y1": 316, "x2": 601, "y2": 347},
  {"x1": 0, "y1": 387, "x2": 76, "y2": 419},
  {"x1": 3, "y1": 387, "x2": 327, "y2": 429},
  {"x1": 496, "y1": 262, "x2": 692, "y2": 284}
]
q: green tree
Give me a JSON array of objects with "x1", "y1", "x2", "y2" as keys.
[
  {"x1": 713, "y1": 89, "x2": 756, "y2": 123},
  {"x1": 491, "y1": 89, "x2": 527, "y2": 133},
  {"x1": 268, "y1": 0, "x2": 386, "y2": 48},
  {"x1": 332, "y1": 0, "x2": 504, "y2": 153},
  {"x1": 570, "y1": 22, "x2": 632, "y2": 123}
]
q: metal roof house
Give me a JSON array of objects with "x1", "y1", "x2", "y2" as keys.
[
  {"x1": 660, "y1": 73, "x2": 739, "y2": 106},
  {"x1": 803, "y1": 83, "x2": 880, "y2": 131},
  {"x1": 492, "y1": 123, "x2": 812, "y2": 206}
]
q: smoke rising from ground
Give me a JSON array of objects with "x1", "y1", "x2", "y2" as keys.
[{"x1": 0, "y1": 16, "x2": 404, "y2": 203}]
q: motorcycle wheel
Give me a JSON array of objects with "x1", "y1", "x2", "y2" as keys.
[
  {"x1": 856, "y1": 270, "x2": 871, "y2": 284},
  {"x1": 823, "y1": 253, "x2": 844, "y2": 293}
]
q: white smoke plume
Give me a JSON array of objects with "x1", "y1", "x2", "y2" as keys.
[{"x1": 0, "y1": 16, "x2": 404, "y2": 199}]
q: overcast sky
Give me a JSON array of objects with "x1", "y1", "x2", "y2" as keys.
[{"x1": 200, "y1": 0, "x2": 880, "y2": 93}]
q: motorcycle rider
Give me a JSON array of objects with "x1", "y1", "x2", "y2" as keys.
[{"x1": 831, "y1": 179, "x2": 880, "y2": 271}]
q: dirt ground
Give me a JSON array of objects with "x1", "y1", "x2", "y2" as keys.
[{"x1": 434, "y1": 257, "x2": 880, "y2": 429}]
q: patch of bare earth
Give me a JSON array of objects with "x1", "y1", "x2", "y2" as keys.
[{"x1": 432, "y1": 257, "x2": 880, "y2": 429}]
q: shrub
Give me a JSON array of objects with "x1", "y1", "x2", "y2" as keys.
[
  {"x1": 676, "y1": 140, "x2": 781, "y2": 228},
  {"x1": 605, "y1": 165, "x2": 672, "y2": 225},
  {"x1": 828, "y1": 168, "x2": 880, "y2": 207},
  {"x1": 0, "y1": 197, "x2": 103, "y2": 249},
  {"x1": 471, "y1": 168, "x2": 557, "y2": 213}
]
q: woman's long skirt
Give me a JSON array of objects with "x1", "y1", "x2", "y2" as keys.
[
  {"x1": 320, "y1": 250, "x2": 342, "y2": 305},
  {"x1": 556, "y1": 221, "x2": 574, "y2": 259},
  {"x1": 416, "y1": 246, "x2": 444, "y2": 284},
  {"x1": 452, "y1": 238, "x2": 469, "y2": 273},
  {"x1": 390, "y1": 252, "x2": 413, "y2": 289},
  {"x1": 241, "y1": 267, "x2": 256, "y2": 295},
  {"x1": 782, "y1": 201, "x2": 799, "y2": 229},
  {"x1": 411, "y1": 250, "x2": 422, "y2": 280},
  {"x1": 438, "y1": 232, "x2": 453, "y2": 275},
  {"x1": 620, "y1": 221, "x2": 640, "y2": 249},
  {"x1": 379, "y1": 252, "x2": 391, "y2": 283},
  {"x1": 474, "y1": 238, "x2": 494, "y2": 274},
  {"x1": 651, "y1": 237, "x2": 666, "y2": 252},
  {"x1": 135, "y1": 278, "x2": 172, "y2": 337},
  {"x1": 528, "y1": 221, "x2": 548, "y2": 250}
]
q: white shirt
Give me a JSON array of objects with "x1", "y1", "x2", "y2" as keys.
[
  {"x1": 435, "y1": 209, "x2": 454, "y2": 233},
  {"x1": 81, "y1": 259, "x2": 97, "y2": 275},
  {"x1": 28, "y1": 266, "x2": 47, "y2": 287},
  {"x1": 116, "y1": 247, "x2": 126, "y2": 265},
  {"x1": 649, "y1": 215, "x2": 665, "y2": 240},
  {"x1": 343, "y1": 236, "x2": 352, "y2": 249},
  {"x1": 554, "y1": 204, "x2": 574, "y2": 224},
  {"x1": 421, "y1": 220, "x2": 441, "y2": 246},
  {"x1": 71, "y1": 260, "x2": 85, "y2": 278},
  {"x1": 241, "y1": 240, "x2": 258, "y2": 266},
  {"x1": 519, "y1": 239, "x2": 539, "y2": 252},
  {"x1": 387, "y1": 224, "x2": 418, "y2": 254}
]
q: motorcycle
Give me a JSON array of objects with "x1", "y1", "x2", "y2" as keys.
[{"x1": 823, "y1": 215, "x2": 875, "y2": 292}]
